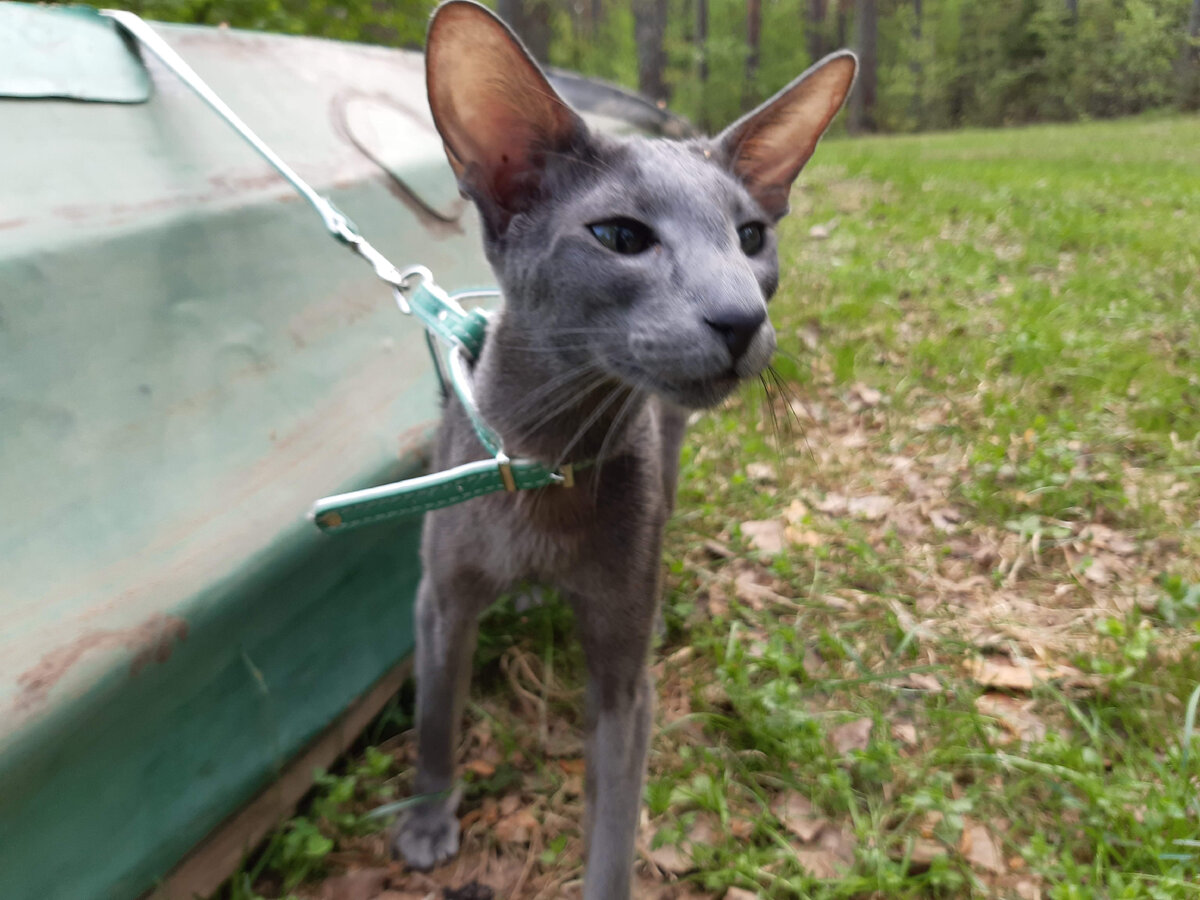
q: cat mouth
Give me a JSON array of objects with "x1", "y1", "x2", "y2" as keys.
[
  {"x1": 608, "y1": 358, "x2": 745, "y2": 408},
  {"x1": 638, "y1": 370, "x2": 742, "y2": 409}
]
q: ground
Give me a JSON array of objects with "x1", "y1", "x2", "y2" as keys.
[{"x1": 221, "y1": 113, "x2": 1200, "y2": 900}]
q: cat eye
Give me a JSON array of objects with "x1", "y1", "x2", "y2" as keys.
[
  {"x1": 589, "y1": 218, "x2": 656, "y2": 255},
  {"x1": 738, "y1": 222, "x2": 766, "y2": 256}
]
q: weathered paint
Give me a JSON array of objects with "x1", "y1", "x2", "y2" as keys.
[
  {"x1": 0, "y1": 18, "x2": 488, "y2": 900},
  {"x1": 0, "y1": 12, "x2": 675, "y2": 899}
]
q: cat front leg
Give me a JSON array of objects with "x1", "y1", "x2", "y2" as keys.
[
  {"x1": 392, "y1": 566, "x2": 488, "y2": 869},
  {"x1": 568, "y1": 586, "x2": 658, "y2": 900}
]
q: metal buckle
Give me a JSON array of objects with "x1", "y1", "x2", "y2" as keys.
[
  {"x1": 393, "y1": 264, "x2": 433, "y2": 315},
  {"x1": 496, "y1": 452, "x2": 517, "y2": 492}
]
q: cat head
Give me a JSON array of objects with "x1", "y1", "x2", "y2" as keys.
[{"x1": 426, "y1": 0, "x2": 856, "y2": 409}]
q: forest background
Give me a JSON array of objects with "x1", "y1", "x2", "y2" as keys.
[{"x1": 91, "y1": 0, "x2": 1200, "y2": 133}]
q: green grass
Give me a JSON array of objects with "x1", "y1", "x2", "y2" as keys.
[{"x1": 221, "y1": 114, "x2": 1200, "y2": 899}]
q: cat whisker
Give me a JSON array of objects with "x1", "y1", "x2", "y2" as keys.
[
  {"x1": 592, "y1": 387, "x2": 643, "y2": 495},
  {"x1": 552, "y1": 383, "x2": 627, "y2": 469}
]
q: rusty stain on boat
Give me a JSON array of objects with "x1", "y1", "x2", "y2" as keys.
[{"x1": 14, "y1": 615, "x2": 189, "y2": 714}]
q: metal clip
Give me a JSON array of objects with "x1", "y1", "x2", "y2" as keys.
[
  {"x1": 559, "y1": 464, "x2": 575, "y2": 488},
  {"x1": 393, "y1": 265, "x2": 434, "y2": 315}
]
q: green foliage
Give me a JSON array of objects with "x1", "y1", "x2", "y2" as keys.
[
  {"x1": 97, "y1": 0, "x2": 1199, "y2": 131},
  {"x1": 84, "y1": 0, "x2": 434, "y2": 47}
]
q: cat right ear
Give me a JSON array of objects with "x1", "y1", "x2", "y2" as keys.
[
  {"x1": 716, "y1": 51, "x2": 858, "y2": 220},
  {"x1": 426, "y1": 1, "x2": 586, "y2": 232}
]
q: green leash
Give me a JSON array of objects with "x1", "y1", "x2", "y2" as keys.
[{"x1": 103, "y1": 11, "x2": 581, "y2": 534}]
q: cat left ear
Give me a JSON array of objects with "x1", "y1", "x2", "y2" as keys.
[
  {"x1": 717, "y1": 51, "x2": 858, "y2": 220},
  {"x1": 426, "y1": 0, "x2": 586, "y2": 231}
]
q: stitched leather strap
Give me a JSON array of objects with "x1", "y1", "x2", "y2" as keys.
[
  {"x1": 310, "y1": 457, "x2": 567, "y2": 533},
  {"x1": 407, "y1": 281, "x2": 490, "y2": 361}
]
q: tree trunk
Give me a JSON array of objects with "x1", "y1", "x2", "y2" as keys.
[
  {"x1": 633, "y1": 0, "x2": 669, "y2": 102},
  {"x1": 909, "y1": 0, "x2": 923, "y2": 127},
  {"x1": 1180, "y1": 0, "x2": 1200, "y2": 109},
  {"x1": 1065, "y1": 0, "x2": 1078, "y2": 25},
  {"x1": 849, "y1": 0, "x2": 877, "y2": 132},
  {"x1": 696, "y1": 0, "x2": 709, "y2": 84},
  {"x1": 807, "y1": 0, "x2": 827, "y2": 63},
  {"x1": 836, "y1": 0, "x2": 850, "y2": 49},
  {"x1": 497, "y1": 0, "x2": 552, "y2": 63},
  {"x1": 744, "y1": 0, "x2": 762, "y2": 107}
]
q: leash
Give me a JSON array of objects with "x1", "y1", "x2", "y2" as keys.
[{"x1": 102, "y1": 11, "x2": 579, "y2": 534}]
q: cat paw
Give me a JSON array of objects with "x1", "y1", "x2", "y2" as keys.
[{"x1": 391, "y1": 803, "x2": 461, "y2": 870}]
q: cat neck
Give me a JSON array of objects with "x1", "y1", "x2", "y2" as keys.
[{"x1": 472, "y1": 314, "x2": 647, "y2": 466}]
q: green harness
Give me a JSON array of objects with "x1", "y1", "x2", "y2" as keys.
[{"x1": 104, "y1": 11, "x2": 582, "y2": 536}]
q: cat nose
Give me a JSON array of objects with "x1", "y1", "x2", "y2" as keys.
[{"x1": 704, "y1": 308, "x2": 766, "y2": 363}]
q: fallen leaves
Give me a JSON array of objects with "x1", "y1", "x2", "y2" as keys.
[
  {"x1": 494, "y1": 807, "x2": 540, "y2": 845},
  {"x1": 959, "y1": 822, "x2": 1006, "y2": 874},
  {"x1": 966, "y1": 656, "x2": 1085, "y2": 692},
  {"x1": 739, "y1": 519, "x2": 786, "y2": 556},
  {"x1": 975, "y1": 693, "x2": 1047, "y2": 744},
  {"x1": 771, "y1": 792, "x2": 826, "y2": 842},
  {"x1": 830, "y1": 718, "x2": 873, "y2": 755}
]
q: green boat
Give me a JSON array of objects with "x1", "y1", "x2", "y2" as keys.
[{"x1": 0, "y1": 6, "x2": 683, "y2": 898}]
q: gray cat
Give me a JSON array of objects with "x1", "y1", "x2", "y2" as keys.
[{"x1": 394, "y1": 3, "x2": 857, "y2": 897}]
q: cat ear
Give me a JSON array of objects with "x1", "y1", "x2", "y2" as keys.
[
  {"x1": 716, "y1": 51, "x2": 858, "y2": 220},
  {"x1": 426, "y1": 1, "x2": 586, "y2": 230}
]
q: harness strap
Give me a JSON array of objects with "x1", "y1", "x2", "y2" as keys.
[{"x1": 103, "y1": 11, "x2": 583, "y2": 532}]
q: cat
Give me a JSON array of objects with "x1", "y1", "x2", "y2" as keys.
[{"x1": 394, "y1": 3, "x2": 857, "y2": 897}]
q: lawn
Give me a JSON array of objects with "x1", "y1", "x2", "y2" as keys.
[{"x1": 223, "y1": 113, "x2": 1200, "y2": 900}]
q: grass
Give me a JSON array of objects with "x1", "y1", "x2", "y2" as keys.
[{"x1": 219, "y1": 113, "x2": 1200, "y2": 899}]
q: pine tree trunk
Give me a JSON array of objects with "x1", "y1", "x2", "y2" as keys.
[
  {"x1": 744, "y1": 0, "x2": 762, "y2": 107},
  {"x1": 633, "y1": 0, "x2": 669, "y2": 102},
  {"x1": 496, "y1": 0, "x2": 551, "y2": 63},
  {"x1": 1180, "y1": 0, "x2": 1200, "y2": 109},
  {"x1": 807, "y1": 0, "x2": 827, "y2": 63},
  {"x1": 849, "y1": 0, "x2": 877, "y2": 132},
  {"x1": 909, "y1": 0, "x2": 923, "y2": 127}
]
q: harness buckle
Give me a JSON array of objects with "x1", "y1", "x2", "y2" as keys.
[{"x1": 496, "y1": 452, "x2": 517, "y2": 492}]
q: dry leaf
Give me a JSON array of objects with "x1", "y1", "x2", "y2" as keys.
[
  {"x1": 1083, "y1": 558, "x2": 1112, "y2": 585},
  {"x1": 816, "y1": 493, "x2": 848, "y2": 516},
  {"x1": 770, "y1": 792, "x2": 827, "y2": 842},
  {"x1": 706, "y1": 582, "x2": 730, "y2": 617},
  {"x1": 1015, "y1": 879, "x2": 1043, "y2": 900},
  {"x1": 703, "y1": 539, "x2": 734, "y2": 559},
  {"x1": 494, "y1": 807, "x2": 539, "y2": 844},
  {"x1": 830, "y1": 717, "x2": 873, "y2": 755},
  {"x1": 851, "y1": 383, "x2": 883, "y2": 406},
  {"x1": 783, "y1": 498, "x2": 810, "y2": 524},
  {"x1": 960, "y1": 822, "x2": 1005, "y2": 874},
  {"x1": 847, "y1": 494, "x2": 894, "y2": 521},
  {"x1": 967, "y1": 658, "x2": 1034, "y2": 691},
  {"x1": 746, "y1": 462, "x2": 777, "y2": 483},
  {"x1": 320, "y1": 868, "x2": 389, "y2": 900},
  {"x1": 464, "y1": 759, "x2": 496, "y2": 778},
  {"x1": 899, "y1": 672, "x2": 943, "y2": 693},
  {"x1": 975, "y1": 693, "x2": 1047, "y2": 744},
  {"x1": 730, "y1": 817, "x2": 754, "y2": 840},
  {"x1": 785, "y1": 525, "x2": 824, "y2": 547},
  {"x1": 740, "y1": 520, "x2": 786, "y2": 556},
  {"x1": 1084, "y1": 524, "x2": 1137, "y2": 555},
  {"x1": 724, "y1": 889, "x2": 759, "y2": 900},
  {"x1": 647, "y1": 841, "x2": 692, "y2": 875},
  {"x1": 888, "y1": 837, "x2": 948, "y2": 871},
  {"x1": 891, "y1": 721, "x2": 919, "y2": 747},
  {"x1": 558, "y1": 757, "x2": 586, "y2": 776},
  {"x1": 795, "y1": 825, "x2": 855, "y2": 878}
]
